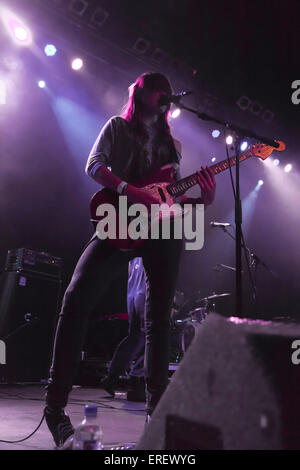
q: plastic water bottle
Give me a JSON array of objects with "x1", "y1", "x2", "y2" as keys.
[{"x1": 73, "y1": 405, "x2": 103, "y2": 450}]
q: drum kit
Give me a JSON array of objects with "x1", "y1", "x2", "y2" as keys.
[{"x1": 169, "y1": 290, "x2": 231, "y2": 361}]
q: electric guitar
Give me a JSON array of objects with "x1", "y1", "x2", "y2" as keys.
[{"x1": 90, "y1": 141, "x2": 285, "y2": 250}]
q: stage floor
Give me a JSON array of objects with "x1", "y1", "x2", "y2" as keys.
[{"x1": 0, "y1": 384, "x2": 145, "y2": 450}]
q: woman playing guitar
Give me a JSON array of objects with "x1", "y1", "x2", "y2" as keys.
[{"x1": 44, "y1": 72, "x2": 216, "y2": 448}]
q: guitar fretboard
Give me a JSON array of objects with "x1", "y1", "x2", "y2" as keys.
[{"x1": 166, "y1": 149, "x2": 252, "y2": 198}]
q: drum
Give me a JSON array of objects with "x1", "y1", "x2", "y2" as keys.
[
  {"x1": 181, "y1": 320, "x2": 202, "y2": 353},
  {"x1": 189, "y1": 307, "x2": 208, "y2": 323},
  {"x1": 169, "y1": 320, "x2": 185, "y2": 363},
  {"x1": 170, "y1": 290, "x2": 186, "y2": 323},
  {"x1": 180, "y1": 307, "x2": 209, "y2": 353}
]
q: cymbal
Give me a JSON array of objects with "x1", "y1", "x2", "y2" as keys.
[{"x1": 197, "y1": 293, "x2": 231, "y2": 302}]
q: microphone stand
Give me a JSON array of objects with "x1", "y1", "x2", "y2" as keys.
[
  {"x1": 175, "y1": 100, "x2": 279, "y2": 317},
  {"x1": 215, "y1": 224, "x2": 278, "y2": 317},
  {"x1": 251, "y1": 253, "x2": 277, "y2": 279},
  {"x1": 221, "y1": 224, "x2": 257, "y2": 307},
  {"x1": 3, "y1": 315, "x2": 40, "y2": 342},
  {"x1": 234, "y1": 132, "x2": 243, "y2": 316}
]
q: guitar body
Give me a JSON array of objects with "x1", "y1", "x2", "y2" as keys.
[
  {"x1": 90, "y1": 166, "x2": 180, "y2": 251},
  {"x1": 89, "y1": 141, "x2": 286, "y2": 251}
]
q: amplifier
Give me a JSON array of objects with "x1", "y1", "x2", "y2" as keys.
[
  {"x1": 0, "y1": 270, "x2": 61, "y2": 382},
  {"x1": 5, "y1": 247, "x2": 62, "y2": 279}
]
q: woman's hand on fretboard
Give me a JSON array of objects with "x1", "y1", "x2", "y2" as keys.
[{"x1": 196, "y1": 166, "x2": 216, "y2": 205}]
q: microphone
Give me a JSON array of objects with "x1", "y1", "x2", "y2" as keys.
[
  {"x1": 210, "y1": 222, "x2": 231, "y2": 228},
  {"x1": 24, "y1": 313, "x2": 40, "y2": 324},
  {"x1": 159, "y1": 90, "x2": 193, "y2": 106},
  {"x1": 216, "y1": 263, "x2": 244, "y2": 273}
]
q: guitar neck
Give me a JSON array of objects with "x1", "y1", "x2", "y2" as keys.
[{"x1": 166, "y1": 149, "x2": 253, "y2": 198}]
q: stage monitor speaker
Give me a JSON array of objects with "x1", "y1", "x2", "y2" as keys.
[
  {"x1": 0, "y1": 270, "x2": 61, "y2": 382},
  {"x1": 136, "y1": 313, "x2": 300, "y2": 450}
]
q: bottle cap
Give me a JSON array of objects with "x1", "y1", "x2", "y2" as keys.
[{"x1": 84, "y1": 405, "x2": 98, "y2": 418}]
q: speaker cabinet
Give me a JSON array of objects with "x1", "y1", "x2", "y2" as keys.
[
  {"x1": 136, "y1": 313, "x2": 300, "y2": 450},
  {"x1": 0, "y1": 271, "x2": 61, "y2": 382}
]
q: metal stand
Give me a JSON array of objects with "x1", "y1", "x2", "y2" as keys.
[
  {"x1": 175, "y1": 100, "x2": 279, "y2": 317},
  {"x1": 3, "y1": 314, "x2": 40, "y2": 341},
  {"x1": 218, "y1": 226, "x2": 277, "y2": 316},
  {"x1": 233, "y1": 134, "x2": 243, "y2": 316}
]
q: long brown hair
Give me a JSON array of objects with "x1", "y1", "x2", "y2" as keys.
[{"x1": 121, "y1": 72, "x2": 179, "y2": 180}]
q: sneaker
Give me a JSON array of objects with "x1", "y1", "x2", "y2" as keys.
[
  {"x1": 44, "y1": 407, "x2": 75, "y2": 449},
  {"x1": 100, "y1": 376, "x2": 115, "y2": 397}
]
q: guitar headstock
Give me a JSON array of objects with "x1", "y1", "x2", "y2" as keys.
[{"x1": 249, "y1": 141, "x2": 286, "y2": 160}]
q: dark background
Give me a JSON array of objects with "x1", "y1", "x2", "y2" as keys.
[{"x1": 1, "y1": 0, "x2": 300, "y2": 323}]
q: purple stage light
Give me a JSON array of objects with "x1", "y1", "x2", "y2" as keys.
[
  {"x1": 14, "y1": 26, "x2": 28, "y2": 41},
  {"x1": 273, "y1": 159, "x2": 280, "y2": 167},
  {"x1": 1, "y1": 9, "x2": 32, "y2": 46},
  {"x1": 240, "y1": 141, "x2": 248, "y2": 151},
  {"x1": 171, "y1": 108, "x2": 181, "y2": 118},
  {"x1": 255, "y1": 179, "x2": 264, "y2": 191},
  {"x1": 38, "y1": 80, "x2": 46, "y2": 89},
  {"x1": 44, "y1": 44, "x2": 57, "y2": 56},
  {"x1": 211, "y1": 157, "x2": 216, "y2": 162},
  {"x1": 226, "y1": 135, "x2": 233, "y2": 145},
  {"x1": 284, "y1": 164, "x2": 292, "y2": 173},
  {"x1": 71, "y1": 58, "x2": 83, "y2": 70},
  {"x1": 212, "y1": 129, "x2": 220, "y2": 138}
]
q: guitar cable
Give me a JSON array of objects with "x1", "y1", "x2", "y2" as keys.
[
  {"x1": 0, "y1": 390, "x2": 145, "y2": 445},
  {"x1": 0, "y1": 412, "x2": 45, "y2": 444}
]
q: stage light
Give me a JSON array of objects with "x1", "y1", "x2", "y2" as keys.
[
  {"x1": 284, "y1": 164, "x2": 292, "y2": 173},
  {"x1": 212, "y1": 129, "x2": 220, "y2": 138},
  {"x1": 133, "y1": 37, "x2": 151, "y2": 55},
  {"x1": 273, "y1": 159, "x2": 280, "y2": 167},
  {"x1": 211, "y1": 157, "x2": 216, "y2": 162},
  {"x1": 0, "y1": 9, "x2": 32, "y2": 46},
  {"x1": 44, "y1": 44, "x2": 57, "y2": 56},
  {"x1": 38, "y1": 80, "x2": 46, "y2": 88},
  {"x1": 91, "y1": 6, "x2": 110, "y2": 27},
  {"x1": 254, "y1": 179, "x2": 264, "y2": 191},
  {"x1": 171, "y1": 108, "x2": 181, "y2": 118},
  {"x1": 260, "y1": 157, "x2": 272, "y2": 167},
  {"x1": 71, "y1": 58, "x2": 83, "y2": 70},
  {"x1": 15, "y1": 26, "x2": 28, "y2": 41},
  {"x1": 240, "y1": 141, "x2": 248, "y2": 151},
  {"x1": 69, "y1": 0, "x2": 89, "y2": 17},
  {"x1": 226, "y1": 135, "x2": 233, "y2": 145},
  {"x1": 236, "y1": 95, "x2": 251, "y2": 111}
]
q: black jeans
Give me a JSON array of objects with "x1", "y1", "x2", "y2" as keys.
[{"x1": 45, "y1": 235, "x2": 182, "y2": 415}]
